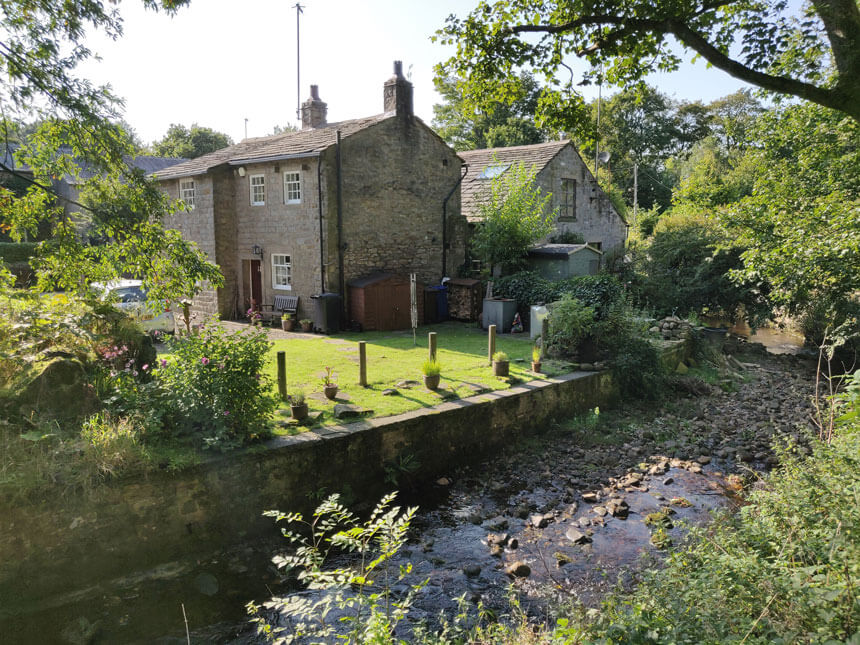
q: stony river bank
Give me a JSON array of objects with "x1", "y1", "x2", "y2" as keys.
[{"x1": 226, "y1": 347, "x2": 817, "y2": 643}]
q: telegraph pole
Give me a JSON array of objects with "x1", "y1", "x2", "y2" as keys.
[
  {"x1": 633, "y1": 161, "x2": 639, "y2": 226},
  {"x1": 294, "y1": 3, "x2": 304, "y2": 122}
]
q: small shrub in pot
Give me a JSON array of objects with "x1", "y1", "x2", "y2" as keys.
[{"x1": 492, "y1": 351, "x2": 510, "y2": 377}]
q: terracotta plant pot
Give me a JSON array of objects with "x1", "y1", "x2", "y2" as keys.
[
  {"x1": 492, "y1": 360, "x2": 510, "y2": 377},
  {"x1": 531, "y1": 361, "x2": 542, "y2": 373},
  {"x1": 323, "y1": 384, "x2": 339, "y2": 400},
  {"x1": 423, "y1": 374, "x2": 440, "y2": 390},
  {"x1": 290, "y1": 403, "x2": 309, "y2": 421},
  {"x1": 282, "y1": 317, "x2": 296, "y2": 332}
]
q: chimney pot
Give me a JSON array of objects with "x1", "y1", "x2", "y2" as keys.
[{"x1": 310, "y1": 84, "x2": 320, "y2": 100}]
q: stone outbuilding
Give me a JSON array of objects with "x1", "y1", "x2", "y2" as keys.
[
  {"x1": 153, "y1": 62, "x2": 466, "y2": 323},
  {"x1": 458, "y1": 141, "x2": 628, "y2": 259}
]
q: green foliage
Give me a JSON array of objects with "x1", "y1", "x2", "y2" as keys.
[
  {"x1": 494, "y1": 271, "x2": 625, "y2": 323},
  {"x1": 251, "y1": 492, "x2": 421, "y2": 643},
  {"x1": 492, "y1": 351, "x2": 509, "y2": 362},
  {"x1": 139, "y1": 323, "x2": 278, "y2": 450},
  {"x1": 470, "y1": 161, "x2": 557, "y2": 274},
  {"x1": 0, "y1": 242, "x2": 37, "y2": 264},
  {"x1": 546, "y1": 294, "x2": 595, "y2": 355},
  {"x1": 421, "y1": 358, "x2": 442, "y2": 377},
  {"x1": 0, "y1": 4, "x2": 220, "y2": 303},
  {"x1": 150, "y1": 123, "x2": 233, "y2": 159},
  {"x1": 610, "y1": 335, "x2": 664, "y2": 400},
  {"x1": 639, "y1": 213, "x2": 771, "y2": 325},
  {"x1": 432, "y1": 72, "x2": 550, "y2": 151},
  {"x1": 434, "y1": 0, "x2": 859, "y2": 130},
  {"x1": 548, "y1": 230, "x2": 585, "y2": 244},
  {"x1": 721, "y1": 102, "x2": 859, "y2": 348},
  {"x1": 581, "y1": 421, "x2": 860, "y2": 643}
]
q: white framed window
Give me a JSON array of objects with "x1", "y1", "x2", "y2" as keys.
[
  {"x1": 283, "y1": 171, "x2": 302, "y2": 204},
  {"x1": 179, "y1": 179, "x2": 196, "y2": 210},
  {"x1": 250, "y1": 174, "x2": 266, "y2": 206},
  {"x1": 271, "y1": 253, "x2": 292, "y2": 290}
]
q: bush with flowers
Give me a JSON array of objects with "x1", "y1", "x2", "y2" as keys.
[{"x1": 142, "y1": 322, "x2": 278, "y2": 449}]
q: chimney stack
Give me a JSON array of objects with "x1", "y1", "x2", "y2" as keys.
[
  {"x1": 301, "y1": 85, "x2": 327, "y2": 129},
  {"x1": 383, "y1": 60, "x2": 413, "y2": 118}
]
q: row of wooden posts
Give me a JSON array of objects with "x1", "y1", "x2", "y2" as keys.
[{"x1": 275, "y1": 325, "x2": 504, "y2": 402}]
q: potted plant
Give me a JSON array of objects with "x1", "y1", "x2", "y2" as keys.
[
  {"x1": 421, "y1": 358, "x2": 442, "y2": 390},
  {"x1": 321, "y1": 366, "x2": 338, "y2": 400},
  {"x1": 531, "y1": 345, "x2": 542, "y2": 373},
  {"x1": 492, "y1": 351, "x2": 510, "y2": 377},
  {"x1": 289, "y1": 389, "x2": 308, "y2": 421},
  {"x1": 281, "y1": 313, "x2": 296, "y2": 332},
  {"x1": 300, "y1": 318, "x2": 313, "y2": 333}
]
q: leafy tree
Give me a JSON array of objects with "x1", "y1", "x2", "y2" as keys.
[
  {"x1": 432, "y1": 72, "x2": 549, "y2": 150},
  {"x1": 470, "y1": 161, "x2": 557, "y2": 275},
  {"x1": 707, "y1": 89, "x2": 765, "y2": 150},
  {"x1": 721, "y1": 102, "x2": 860, "y2": 346},
  {"x1": 151, "y1": 123, "x2": 233, "y2": 159},
  {"x1": 0, "y1": 2, "x2": 221, "y2": 300},
  {"x1": 435, "y1": 0, "x2": 860, "y2": 128},
  {"x1": 668, "y1": 136, "x2": 755, "y2": 208}
]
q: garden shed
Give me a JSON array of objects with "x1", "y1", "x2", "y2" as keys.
[
  {"x1": 348, "y1": 273, "x2": 425, "y2": 331},
  {"x1": 527, "y1": 243, "x2": 602, "y2": 280}
]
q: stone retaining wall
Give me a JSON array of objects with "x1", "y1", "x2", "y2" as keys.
[{"x1": 0, "y1": 369, "x2": 618, "y2": 617}]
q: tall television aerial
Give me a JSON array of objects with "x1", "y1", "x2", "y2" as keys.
[{"x1": 294, "y1": 3, "x2": 304, "y2": 123}]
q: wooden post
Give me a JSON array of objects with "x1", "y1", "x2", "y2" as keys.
[
  {"x1": 541, "y1": 317, "x2": 549, "y2": 359},
  {"x1": 358, "y1": 341, "x2": 367, "y2": 386},
  {"x1": 428, "y1": 332, "x2": 437, "y2": 361},
  {"x1": 277, "y1": 351, "x2": 287, "y2": 401},
  {"x1": 488, "y1": 324, "x2": 496, "y2": 364}
]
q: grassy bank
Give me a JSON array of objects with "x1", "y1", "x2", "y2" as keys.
[{"x1": 263, "y1": 322, "x2": 564, "y2": 430}]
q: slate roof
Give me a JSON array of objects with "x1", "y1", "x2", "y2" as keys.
[
  {"x1": 527, "y1": 243, "x2": 603, "y2": 258},
  {"x1": 153, "y1": 114, "x2": 391, "y2": 180},
  {"x1": 458, "y1": 140, "x2": 571, "y2": 222},
  {"x1": 0, "y1": 145, "x2": 185, "y2": 182}
]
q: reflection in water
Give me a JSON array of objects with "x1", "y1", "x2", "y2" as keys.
[{"x1": 729, "y1": 322, "x2": 808, "y2": 355}]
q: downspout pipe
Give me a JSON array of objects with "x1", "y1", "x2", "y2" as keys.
[
  {"x1": 317, "y1": 157, "x2": 325, "y2": 293},
  {"x1": 442, "y1": 162, "x2": 468, "y2": 278},
  {"x1": 336, "y1": 131, "x2": 345, "y2": 317}
]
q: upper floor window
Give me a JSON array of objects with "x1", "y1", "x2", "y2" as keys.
[
  {"x1": 179, "y1": 179, "x2": 196, "y2": 210},
  {"x1": 560, "y1": 178, "x2": 576, "y2": 220},
  {"x1": 272, "y1": 253, "x2": 292, "y2": 290},
  {"x1": 283, "y1": 171, "x2": 302, "y2": 204},
  {"x1": 250, "y1": 174, "x2": 266, "y2": 206}
]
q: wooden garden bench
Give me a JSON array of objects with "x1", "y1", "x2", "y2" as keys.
[{"x1": 261, "y1": 294, "x2": 299, "y2": 322}]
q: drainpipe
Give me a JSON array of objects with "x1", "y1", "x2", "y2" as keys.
[
  {"x1": 317, "y1": 157, "x2": 325, "y2": 293},
  {"x1": 442, "y1": 162, "x2": 468, "y2": 278},
  {"x1": 336, "y1": 130, "x2": 345, "y2": 316}
]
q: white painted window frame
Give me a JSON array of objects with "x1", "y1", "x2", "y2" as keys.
[
  {"x1": 250, "y1": 174, "x2": 266, "y2": 206},
  {"x1": 283, "y1": 171, "x2": 302, "y2": 204},
  {"x1": 179, "y1": 179, "x2": 196, "y2": 210},
  {"x1": 271, "y1": 253, "x2": 292, "y2": 290}
]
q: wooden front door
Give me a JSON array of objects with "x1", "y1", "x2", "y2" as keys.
[{"x1": 242, "y1": 259, "x2": 263, "y2": 311}]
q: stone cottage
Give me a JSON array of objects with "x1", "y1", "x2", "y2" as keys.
[
  {"x1": 458, "y1": 141, "x2": 628, "y2": 257},
  {"x1": 154, "y1": 62, "x2": 466, "y2": 322}
]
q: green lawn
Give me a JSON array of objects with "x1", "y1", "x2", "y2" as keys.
[{"x1": 263, "y1": 321, "x2": 568, "y2": 431}]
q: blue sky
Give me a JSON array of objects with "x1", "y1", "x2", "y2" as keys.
[{"x1": 80, "y1": 0, "x2": 757, "y2": 145}]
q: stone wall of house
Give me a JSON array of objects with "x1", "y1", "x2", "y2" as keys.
[
  {"x1": 538, "y1": 147, "x2": 627, "y2": 253},
  {"x1": 162, "y1": 176, "x2": 220, "y2": 317},
  {"x1": 212, "y1": 167, "x2": 238, "y2": 318},
  {"x1": 333, "y1": 118, "x2": 467, "y2": 294},
  {"x1": 229, "y1": 159, "x2": 324, "y2": 322}
]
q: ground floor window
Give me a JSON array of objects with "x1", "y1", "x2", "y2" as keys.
[{"x1": 272, "y1": 253, "x2": 292, "y2": 290}]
